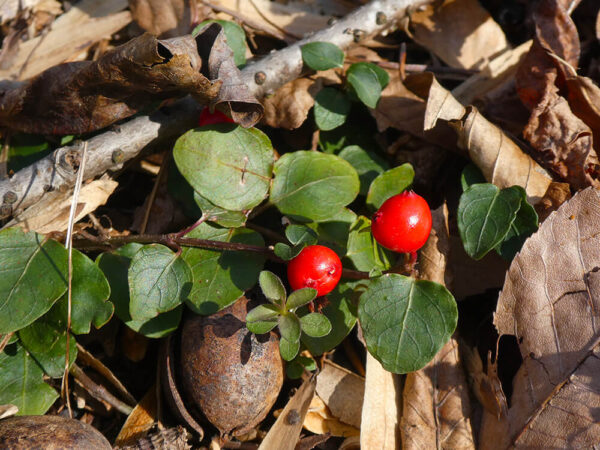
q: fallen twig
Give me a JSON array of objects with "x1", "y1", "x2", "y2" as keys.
[{"x1": 0, "y1": 0, "x2": 432, "y2": 221}]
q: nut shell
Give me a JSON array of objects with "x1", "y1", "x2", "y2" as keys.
[
  {"x1": 180, "y1": 296, "x2": 284, "y2": 436},
  {"x1": 0, "y1": 415, "x2": 111, "y2": 449}
]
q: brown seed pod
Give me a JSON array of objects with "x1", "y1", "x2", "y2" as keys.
[
  {"x1": 179, "y1": 296, "x2": 284, "y2": 436},
  {"x1": 0, "y1": 415, "x2": 112, "y2": 449}
]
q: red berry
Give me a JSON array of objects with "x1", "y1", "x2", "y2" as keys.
[
  {"x1": 371, "y1": 191, "x2": 432, "y2": 253},
  {"x1": 287, "y1": 245, "x2": 342, "y2": 297},
  {"x1": 198, "y1": 108, "x2": 234, "y2": 126}
]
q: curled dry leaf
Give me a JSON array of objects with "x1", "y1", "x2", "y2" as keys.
[
  {"x1": 401, "y1": 205, "x2": 475, "y2": 450},
  {"x1": 408, "y1": 0, "x2": 509, "y2": 70},
  {"x1": 522, "y1": 72, "x2": 600, "y2": 189},
  {"x1": 303, "y1": 395, "x2": 359, "y2": 437},
  {"x1": 0, "y1": 23, "x2": 262, "y2": 134},
  {"x1": 360, "y1": 352, "x2": 400, "y2": 450},
  {"x1": 404, "y1": 73, "x2": 552, "y2": 204},
  {"x1": 129, "y1": 0, "x2": 195, "y2": 37},
  {"x1": 481, "y1": 188, "x2": 600, "y2": 448}
]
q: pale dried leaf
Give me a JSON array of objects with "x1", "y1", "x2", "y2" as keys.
[
  {"x1": 0, "y1": 404, "x2": 18, "y2": 420},
  {"x1": 564, "y1": 72, "x2": 600, "y2": 145},
  {"x1": 129, "y1": 0, "x2": 193, "y2": 37},
  {"x1": 405, "y1": 73, "x2": 553, "y2": 204},
  {"x1": 315, "y1": 360, "x2": 364, "y2": 428},
  {"x1": 360, "y1": 352, "x2": 400, "y2": 450},
  {"x1": 0, "y1": 0, "x2": 46, "y2": 23},
  {"x1": 523, "y1": 72, "x2": 600, "y2": 189},
  {"x1": 483, "y1": 188, "x2": 600, "y2": 448},
  {"x1": 303, "y1": 395, "x2": 360, "y2": 437},
  {"x1": 262, "y1": 78, "x2": 318, "y2": 130},
  {"x1": 0, "y1": 0, "x2": 131, "y2": 81},
  {"x1": 114, "y1": 387, "x2": 157, "y2": 447},
  {"x1": 409, "y1": 0, "x2": 509, "y2": 70},
  {"x1": 418, "y1": 204, "x2": 450, "y2": 286},
  {"x1": 258, "y1": 375, "x2": 316, "y2": 450},
  {"x1": 7, "y1": 177, "x2": 118, "y2": 233}
]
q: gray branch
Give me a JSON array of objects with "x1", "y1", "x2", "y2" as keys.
[{"x1": 0, "y1": 0, "x2": 429, "y2": 220}]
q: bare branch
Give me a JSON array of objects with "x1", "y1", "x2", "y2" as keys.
[{"x1": 0, "y1": 0, "x2": 431, "y2": 220}]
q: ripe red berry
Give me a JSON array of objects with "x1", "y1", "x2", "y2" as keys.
[
  {"x1": 371, "y1": 191, "x2": 432, "y2": 253},
  {"x1": 198, "y1": 108, "x2": 234, "y2": 126},
  {"x1": 287, "y1": 245, "x2": 342, "y2": 297}
]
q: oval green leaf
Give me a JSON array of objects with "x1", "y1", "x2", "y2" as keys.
[
  {"x1": 300, "y1": 313, "x2": 332, "y2": 337},
  {"x1": 496, "y1": 186, "x2": 538, "y2": 260},
  {"x1": 259, "y1": 270, "x2": 287, "y2": 305},
  {"x1": 279, "y1": 337, "x2": 300, "y2": 361},
  {"x1": 346, "y1": 62, "x2": 389, "y2": 108},
  {"x1": 193, "y1": 191, "x2": 247, "y2": 228},
  {"x1": 366, "y1": 164, "x2": 414, "y2": 210},
  {"x1": 286, "y1": 288, "x2": 318, "y2": 311},
  {"x1": 301, "y1": 42, "x2": 344, "y2": 71},
  {"x1": 0, "y1": 228, "x2": 68, "y2": 334},
  {"x1": 181, "y1": 223, "x2": 265, "y2": 315},
  {"x1": 278, "y1": 313, "x2": 301, "y2": 343},
  {"x1": 271, "y1": 151, "x2": 359, "y2": 222},
  {"x1": 0, "y1": 343, "x2": 58, "y2": 415},
  {"x1": 314, "y1": 87, "x2": 351, "y2": 131},
  {"x1": 173, "y1": 125, "x2": 274, "y2": 211},
  {"x1": 358, "y1": 274, "x2": 457, "y2": 374},
  {"x1": 285, "y1": 224, "x2": 318, "y2": 246},
  {"x1": 247, "y1": 304, "x2": 281, "y2": 323},
  {"x1": 339, "y1": 145, "x2": 388, "y2": 196},
  {"x1": 458, "y1": 184, "x2": 523, "y2": 260},
  {"x1": 346, "y1": 216, "x2": 392, "y2": 272},
  {"x1": 128, "y1": 244, "x2": 192, "y2": 321}
]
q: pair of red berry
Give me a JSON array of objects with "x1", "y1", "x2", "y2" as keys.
[{"x1": 288, "y1": 191, "x2": 432, "y2": 296}]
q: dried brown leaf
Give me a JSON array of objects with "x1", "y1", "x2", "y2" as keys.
[
  {"x1": 563, "y1": 71, "x2": 600, "y2": 144},
  {"x1": 129, "y1": 0, "x2": 194, "y2": 37},
  {"x1": 482, "y1": 188, "x2": 600, "y2": 448},
  {"x1": 258, "y1": 375, "x2": 316, "y2": 450},
  {"x1": 114, "y1": 387, "x2": 157, "y2": 447},
  {"x1": 409, "y1": 0, "x2": 509, "y2": 70},
  {"x1": 523, "y1": 72, "x2": 599, "y2": 189},
  {"x1": 404, "y1": 73, "x2": 553, "y2": 203},
  {"x1": 303, "y1": 395, "x2": 359, "y2": 437},
  {"x1": 535, "y1": 181, "x2": 571, "y2": 221},
  {"x1": 0, "y1": 23, "x2": 262, "y2": 134},
  {"x1": 262, "y1": 78, "x2": 318, "y2": 130},
  {"x1": 315, "y1": 360, "x2": 364, "y2": 429},
  {"x1": 401, "y1": 205, "x2": 475, "y2": 450},
  {"x1": 360, "y1": 353, "x2": 400, "y2": 450}
]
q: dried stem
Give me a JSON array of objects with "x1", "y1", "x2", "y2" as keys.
[{"x1": 70, "y1": 363, "x2": 133, "y2": 415}]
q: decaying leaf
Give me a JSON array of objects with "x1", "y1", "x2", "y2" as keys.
[
  {"x1": 482, "y1": 188, "x2": 600, "y2": 448},
  {"x1": 114, "y1": 387, "x2": 157, "y2": 447},
  {"x1": 401, "y1": 205, "x2": 475, "y2": 449},
  {"x1": 6, "y1": 176, "x2": 118, "y2": 233},
  {"x1": 315, "y1": 360, "x2": 364, "y2": 429},
  {"x1": 535, "y1": 181, "x2": 571, "y2": 221},
  {"x1": 523, "y1": 72, "x2": 599, "y2": 189},
  {"x1": 360, "y1": 353, "x2": 400, "y2": 450},
  {"x1": 262, "y1": 78, "x2": 321, "y2": 130},
  {"x1": 129, "y1": 0, "x2": 195, "y2": 37},
  {"x1": 408, "y1": 0, "x2": 509, "y2": 70},
  {"x1": 404, "y1": 73, "x2": 553, "y2": 204},
  {"x1": 258, "y1": 375, "x2": 316, "y2": 450},
  {"x1": 303, "y1": 395, "x2": 360, "y2": 437},
  {"x1": 0, "y1": 23, "x2": 262, "y2": 134}
]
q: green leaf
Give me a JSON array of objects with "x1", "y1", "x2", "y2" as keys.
[
  {"x1": 314, "y1": 88, "x2": 351, "y2": 131},
  {"x1": 97, "y1": 246, "x2": 182, "y2": 338},
  {"x1": 174, "y1": 125, "x2": 274, "y2": 211},
  {"x1": 193, "y1": 191, "x2": 247, "y2": 228},
  {"x1": 301, "y1": 42, "x2": 344, "y2": 70},
  {"x1": 259, "y1": 270, "x2": 287, "y2": 305},
  {"x1": 358, "y1": 274, "x2": 457, "y2": 373},
  {"x1": 366, "y1": 164, "x2": 414, "y2": 209},
  {"x1": 7, "y1": 134, "x2": 52, "y2": 173},
  {"x1": 0, "y1": 228, "x2": 68, "y2": 334},
  {"x1": 279, "y1": 337, "x2": 300, "y2": 361},
  {"x1": 274, "y1": 242, "x2": 303, "y2": 261},
  {"x1": 285, "y1": 225, "x2": 318, "y2": 246},
  {"x1": 458, "y1": 184, "x2": 523, "y2": 260},
  {"x1": 286, "y1": 288, "x2": 318, "y2": 311},
  {"x1": 247, "y1": 320, "x2": 278, "y2": 335},
  {"x1": 346, "y1": 216, "x2": 392, "y2": 271},
  {"x1": 301, "y1": 281, "x2": 359, "y2": 355},
  {"x1": 19, "y1": 320, "x2": 77, "y2": 379},
  {"x1": 0, "y1": 343, "x2": 58, "y2": 415},
  {"x1": 300, "y1": 313, "x2": 332, "y2": 337},
  {"x1": 286, "y1": 355, "x2": 316, "y2": 379},
  {"x1": 339, "y1": 145, "x2": 388, "y2": 196},
  {"x1": 278, "y1": 313, "x2": 301, "y2": 343},
  {"x1": 48, "y1": 249, "x2": 112, "y2": 335},
  {"x1": 496, "y1": 186, "x2": 539, "y2": 260},
  {"x1": 168, "y1": 160, "x2": 203, "y2": 218},
  {"x1": 271, "y1": 151, "x2": 359, "y2": 222},
  {"x1": 181, "y1": 223, "x2": 265, "y2": 315},
  {"x1": 128, "y1": 244, "x2": 193, "y2": 321},
  {"x1": 346, "y1": 62, "x2": 389, "y2": 108},
  {"x1": 460, "y1": 163, "x2": 486, "y2": 191},
  {"x1": 247, "y1": 304, "x2": 281, "y2": 322},
  {"x1": 195, "y1": 20, "x2": 247, "y2": 67}
]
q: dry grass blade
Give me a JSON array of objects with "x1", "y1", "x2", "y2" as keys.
[{"x1": 481, "y1": 188, "x2": 600, "y2": 448}]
